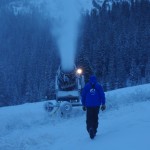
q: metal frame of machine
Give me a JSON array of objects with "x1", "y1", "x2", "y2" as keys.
[{"x1": 44, "y1": 66, "x2": 85, "y2": 115}]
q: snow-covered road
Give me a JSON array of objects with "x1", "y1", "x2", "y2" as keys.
[{"x1": 0, "y1": 84, "x2": 150, "y2": 150}]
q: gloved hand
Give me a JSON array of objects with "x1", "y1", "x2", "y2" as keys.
[
  {"x1": 82, "y1": 106, "x2": 87, "y2": 111},
  {"x1": 101, "y1": 105, "x2": 106, "y2": 111}
]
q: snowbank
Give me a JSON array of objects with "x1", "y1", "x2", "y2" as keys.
[{"x1": 106, "y1": 84, "x2": 150, "y2": 109}]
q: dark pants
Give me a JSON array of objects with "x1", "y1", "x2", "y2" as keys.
[{"x1": 86, "y1": 107, "x2": 100, "y2": 134}]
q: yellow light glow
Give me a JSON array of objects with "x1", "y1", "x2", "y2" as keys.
[{"x1": 77, "y1": 68, "x2": 82, "y2": 74}]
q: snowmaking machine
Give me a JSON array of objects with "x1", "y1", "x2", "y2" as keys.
[{"x1": 44, "y1": 65, "x2": 85, "y2": 115}]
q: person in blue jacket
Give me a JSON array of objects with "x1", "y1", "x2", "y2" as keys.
[{"x1": 81, "y1": 75, "x2": 106, "y2": 139}]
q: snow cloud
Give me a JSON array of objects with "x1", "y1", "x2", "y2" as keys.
[{"x1": 47, "y1": 0, "x2": 92, "y2": 72}]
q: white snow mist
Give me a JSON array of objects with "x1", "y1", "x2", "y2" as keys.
[{"x1": 47, "y1": 0, "x2": 92, "y2": 72}]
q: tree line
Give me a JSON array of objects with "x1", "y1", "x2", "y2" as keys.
[
  {"x1": 0, "y1": 0, "x2": 150, "y2": 106},
  {"x1": 77, "y1": 0, "x2": 150, "y2": 91}
]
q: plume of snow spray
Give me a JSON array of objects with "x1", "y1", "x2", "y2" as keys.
[{"x1": 47, "y1": 0, "x2": 92, "y2": 72}]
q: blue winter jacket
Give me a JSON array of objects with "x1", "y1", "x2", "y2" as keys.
[{"x1": 81, "y1": 75, "x2": 105, "y2": 107}]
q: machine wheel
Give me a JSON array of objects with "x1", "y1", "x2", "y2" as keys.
[
  {"x1": 60, "y1": 101, "x2": 72, "y2": 115},
  {"x1": 44, "y1": 101, "x2": 58, "y2": 115}
]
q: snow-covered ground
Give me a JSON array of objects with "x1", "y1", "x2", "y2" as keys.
[{"x1": 0, "y1": 84, "x2": 150, "y2": 150}]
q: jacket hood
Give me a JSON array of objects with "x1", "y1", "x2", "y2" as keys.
[{"x1": 89, "y1": 75, "x2": 97, "y2": 84}]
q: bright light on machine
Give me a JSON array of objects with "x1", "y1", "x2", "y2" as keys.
[{"x1": 76, "y1": 68, "x2": 83, "y2": 75}]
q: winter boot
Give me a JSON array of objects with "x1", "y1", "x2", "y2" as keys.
[{"x1": 89, "y1": 128, "x2": 95, "y2": 139}]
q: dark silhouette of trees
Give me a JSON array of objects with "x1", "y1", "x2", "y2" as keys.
[
  {"x1": 78, "y1": 0, "x2": 150, "y2": 91},
  {"x1": 0, "y1": 0, "x2": 150, "y2": 106}
]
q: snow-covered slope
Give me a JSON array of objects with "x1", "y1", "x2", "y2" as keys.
[
  {"x1": 106, "y1": 84, "x2": 150, "y2": 109},
  {"x1": 0, "y1": 84, "x2": 150, "y2": 150},
  {"x1": 7, "y1": 0, "x2": 128, "y2": 15},
  {"x1": 5, "y1": 0, "x2": 134, "y2": 16},
  {"x1": 8, "y1": 0, "x2": 94, "y2": 15}
]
